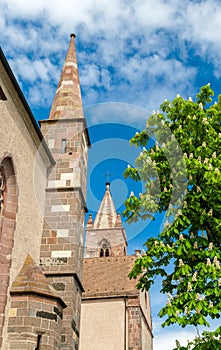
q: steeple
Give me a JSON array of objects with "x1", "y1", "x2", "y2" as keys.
[
  {"x1": 49, "y1": 33, "x2": 83, "y2": 120},
  {"x1": 85, "y1": 182, "x2": 127, "y2": 258},
  {"x1": 93, "y1": 182, "x2": 121, "y2": 229},
  {"x1": 39, "y1": 34, "x2": 89, "y2": 349}
]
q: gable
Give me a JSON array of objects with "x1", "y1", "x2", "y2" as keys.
[{"x1": 0, "y1": 47, "x2": 54, "y2": 167}]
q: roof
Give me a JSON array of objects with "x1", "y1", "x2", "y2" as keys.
[
  {"x1": 10, "y1": 254, "x2": 66, "y2": 307},
  {"x1": 93, "y1": 183, "x2": 122, "y2": 229},
  {"x1": 0, "y1": 47, "x2": 55, "y2": 166},
  {"x1": 49, "y1": 34, "x2": 84, "y2": 120},
  {"x1": 82, "y1": 255, "x2": 139, "y2": 299}
]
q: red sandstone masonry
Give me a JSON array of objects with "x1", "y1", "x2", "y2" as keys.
[
  {"x1": 128, "y1": 300, "x2": 142, "y2": 350},
  {"x1": 6, "y1": 257, "x2": 66, "y2": 349},
  {"x1": 0, "y1": 157, "x2": 18, "y2": 348},
  {"x1": 39, "y1": 35, "x2": 89, "y2": 350}
]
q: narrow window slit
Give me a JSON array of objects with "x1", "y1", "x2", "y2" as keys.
[{"x1": 61, "y1": 139, "x2": 67, "y2": 154}]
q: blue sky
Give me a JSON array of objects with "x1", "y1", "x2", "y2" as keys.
[{"x1": 1, "y1": 0, "x2": 221, "y2": 348}]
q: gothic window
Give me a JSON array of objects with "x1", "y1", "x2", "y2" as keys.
[
  {"x1": 99, "y1": 248, "x2": 110, "y2": 257},
  {"x1": 0, "y1": 166, "x2": 6, "y2": 214},
  {"x1": 100, "y1": 248, "x2": 104, "y2": 257},
  {"x1": 99, "y1": 239, "x2": 111, "y2": 257}
]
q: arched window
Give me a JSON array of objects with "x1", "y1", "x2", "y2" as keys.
[
  {"x1": 100, "y1": 248, "x2": 104, "y2": 257},
  {"x1": 99, "y1": 239, "x2": 111, "y2": 258}
]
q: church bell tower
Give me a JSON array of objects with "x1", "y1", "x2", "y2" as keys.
[{"x1": 39, "y1": 34, "x2": 90, "y2": 350}]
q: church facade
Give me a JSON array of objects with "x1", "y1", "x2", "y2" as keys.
[{"x1": 0, "y1": 35, "x2": 152, "y2": 349}]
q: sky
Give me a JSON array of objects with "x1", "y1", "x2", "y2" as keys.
[{"x1": 1, "y1": 0, "x2": 221, "y2": 348}]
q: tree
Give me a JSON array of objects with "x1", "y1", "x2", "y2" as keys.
[
  {"x1": 172, "y1": 326, "x2": 221, "y2": 350},
  {"x1": 123, "y1": 84, "x2": 221, "y2": 344}
]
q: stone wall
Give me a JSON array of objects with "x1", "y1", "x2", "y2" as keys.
[
  {"x1": 39, "y1": 117, "x2": 88, "y2": 350},
  {"x1": 127, "y1": 298, "x2": 142, "y2": 350},
  {"x1": 85, "y1": 227, "x2": 127, "y2": 258},
  {"x1": 0, "y1": 60, "x2": 48, "y2": 349},
  {"x1": 6, "y1": 295, "x2": 64, "y2": 350}
]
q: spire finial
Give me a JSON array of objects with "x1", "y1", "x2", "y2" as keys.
[
  {"x1": 105, "y1": 182, "x2": 110, "y2": 191},
  {"x1": 70, "y1": 33, "x2": 76, "y2": 38}
]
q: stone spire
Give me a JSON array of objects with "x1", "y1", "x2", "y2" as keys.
[
  {"x1": 85, "y1": 182, "x2": 127, "y2": 257},
  {"x1": 93, "y1": 182, "x2": 122, "y2": 229},
  {"x1": 49, "y1": 33, "x2": 83, "y2": 120}
]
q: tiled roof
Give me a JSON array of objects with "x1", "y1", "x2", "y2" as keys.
[
  {"x1": 82, "y1": 255, "x2": 139, "y2": 299},
  {"x1": 10, "y1": 254, "x2": 66, "y2": 307},
  {"x1": 93, "y1": 183, "x2": 122, "y2": 229}
]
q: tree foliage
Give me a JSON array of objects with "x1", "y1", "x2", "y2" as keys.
[
  {"x1": 172, "y1": 327, "x2": 221, "y2": 350},
  {"x1": 123, "y1": 84, "x2": 221, "y2": 332}
]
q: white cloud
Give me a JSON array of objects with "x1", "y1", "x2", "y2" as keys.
[
  {"x1": 153, "y1": 319, "x2": 221, "y2": 350},
  {"x1": 9, "y1": 56, "x2": 58, "y2": 82},
  {"x1": 134, "y1": 0, "x2": 176, "y2": 30},
  {"x1": 0, "y1": 0, "x2": 221, "y2": 117},
  {"x1": 80, "y1": 64, "x2": 112, "y2": 91},
  {"x1": 153, "y1": 327, "x2": 196, "y2": 350},
  {"x1": 1, "y1": 0, "x2": 221, "y2": 118},
  {"x1": 184, "y1": 1, "x2": 221, "y2": 45}
]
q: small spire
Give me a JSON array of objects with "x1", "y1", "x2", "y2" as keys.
[
  {"x1": 93, "y1": 182, "x2": 117, "y2": 229},
  {"x1": 87, "y1": 213, "x2": 94, "y2": 228},
  {"x1": 135, "y1": 249, "x2": 142, "y2": 257},
  {"x1": 115, "y1": 212, "x2": 122, "y2": 228},
  {"x1": 49, "y1": 34, "x2": 83, "y2": 120}
]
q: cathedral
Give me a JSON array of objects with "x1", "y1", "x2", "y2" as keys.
[{"x1": 0, "y1": 34, "x2": 153, "y2": 349}]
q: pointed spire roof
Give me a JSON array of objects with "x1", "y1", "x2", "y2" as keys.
[
  {"x1": 93, "y1": 183, "x2": 122, "y2": 229},
  {"x1": 10, "y1": 254, "x2": 66, "y2": 307},
  {"x1": 49, "y1": 33, "x2": 83, "y2": 120}
]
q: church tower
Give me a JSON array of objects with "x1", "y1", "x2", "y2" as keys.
[
  {"x1": 80, "y1": 182, "x2": 153, "y2": 350},
  {"x1": 85, "y1": 182, "x2": 127, "y2": 258},
  {"x1": 39, "y1": 34, "x2": 90, "y2": 350}
]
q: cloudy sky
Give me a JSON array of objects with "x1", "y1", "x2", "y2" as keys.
[{"x1": 1, "y1": 0, "x2": 221, "y2": 349}]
